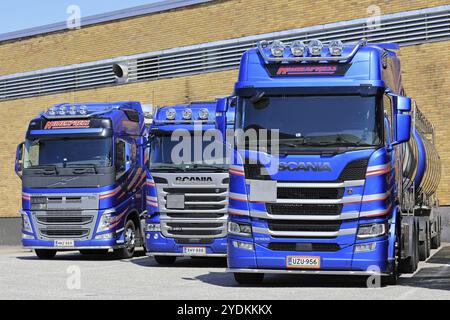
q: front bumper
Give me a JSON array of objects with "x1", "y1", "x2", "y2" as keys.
[
  {"x1": 22, "y1": 238, "x2": 125, "y2": 250},
  {"x1": 226, "y1": 268, "x2": 389, "y2": 276},
  {"x1": 227, "y1": 237, "x2": 391, "y2": 273},
  {"x1": 146, "y1": 231, "x2": 227, "y2": 257}
]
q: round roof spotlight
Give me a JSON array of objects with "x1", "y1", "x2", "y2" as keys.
[
  {"x1": 69, "y1": 106, "x2": 77, "y2": 115},
  {"x1": 58, "y1": 106, "x2": 67, "y2": 115},
  {"x1": 198, "y1": 108, "x2": 209, "y2": 120},
  {"x1": 165, "y1": 108, "x2": 176, "y2": 120},
  {"x1": 329, "y1": 40, "x2": 344, "y2": 56},
  {"x1": 290, "y1": 40, "x2": 306, "y2": 57},
  {"x1": 47, "y1": 107, "x2": 57, "y2": 116},
  {"x1": 308, "y1": 39, "x2": 323, "y2": 56},
  {"x1": 79, "y1": 106, "x2": 88, "y2": 115},
  {"x1": 270, "y1": 40, "x2": 286, "y2": 57},
  {"x1": 182, "y1": 108, "x2": 193, "y2": 120}
]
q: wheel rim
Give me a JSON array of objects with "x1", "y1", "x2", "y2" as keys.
[{"x1": 124, "y1": 226, "x2": 136, "y2": 253}]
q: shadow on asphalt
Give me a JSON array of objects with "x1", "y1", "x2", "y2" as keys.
[
  {"x1": 131, "y1": 256, "x2": 228, "y2": 269},
  {"x1": 195, "y1": 246, "x2": 450, "y2": 289},
  {"x1": 16, "y1": 249, "x2": 147, "y2": 261}
]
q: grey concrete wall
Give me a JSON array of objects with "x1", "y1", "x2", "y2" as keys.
[
  {"x1": 0, "y1": 217, "x2": 21, "y2": 246},
  {"x1": 437, "y1": 206, "x2": 450, "y2": 242}
]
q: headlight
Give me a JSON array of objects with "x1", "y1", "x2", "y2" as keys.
[
  {"x1": 232, "y1": 240, "x2": 254, "y2": 251},
  {"x1": 21, "y1": 213, "x2": 33, "y2": 233},
  {"x1": 97, "y1": 211, "x2": 114, "y2": 233},
  {"x1": 228, "y1": 221, "x2": 252, "y2": 237},
  {"x1": 357, "y1": 222, "x2": 387, "y2": 239},
  {"x1": 95, "y1": 233, "x2": 114, "y2": 240},
  {"x1": 270, "y1": 40, "x2": 286, "y2": 57},
  {"x1": 146, "y1": 223, "x2": 161, "y2": 232}
]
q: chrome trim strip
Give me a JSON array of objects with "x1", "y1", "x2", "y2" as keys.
[
  {"x1": 250, "y1": 210, "x2": 359, "y2": 221},
  {"x1": 227, "y1": 268, "x2": 388, "y2": 276},
  {"x1": 229, "y1": 192, "x2": 248, "y2": 201},
  {"x1": 253, "y1": 227, "x2": 357, "y2": 238},
  {"x1": 229, "y1": 208, "x2": 250, "y2": 216},
  {"x1": 264, "y1": 180, "x2": 365, "y2": 188},
  {"x1": 274, "y1": 196, "x2": 362, "y2": 205}
]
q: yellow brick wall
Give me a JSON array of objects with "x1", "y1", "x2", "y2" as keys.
[{"x1": 0, "y1": 0, "x2": 449, "y2": 216}]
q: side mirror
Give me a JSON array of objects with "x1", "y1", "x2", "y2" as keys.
[
  {"x1": 388, "y1": 93, "x2": 412, "y2": 145},
  {"x1": 15, "y1": 142, "x2": 24, "y2": 178}
]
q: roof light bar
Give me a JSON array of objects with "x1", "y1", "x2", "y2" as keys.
[
  {"x1": 270, "y1": 40, "x2": 286, "y2": 57},
  {"x1": 290, "y1": 40, "x2": 306, "y2": 57},
  {"x1": 308, "y1": 39, "x2": 323, "y2": 56},
  {"x1": 182, "y1": 108, "x2": 193, "y2": 120},
  {"x1": 257, "y1": 38, "x2": 367, "y2": 63},
  {"x1": 329, "y1": 40, "x2": 344, "y2": 56},
  {"x1": 198, "y1": 108, "x2": 209, "y2": 120},
  {"x1": 165, "y1": 108, "x2": 176, "y2": 120}
]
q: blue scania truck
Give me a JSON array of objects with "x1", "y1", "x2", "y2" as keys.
[
  {"x1": 222, "y1": 39, "x2": 442, "y2": 284},
  {"x1": 145, "y1": 102, "x2": 233, "y2": 264},
  {"x1": 15, "y1": 102, "x2": 148, "y2": 259}
]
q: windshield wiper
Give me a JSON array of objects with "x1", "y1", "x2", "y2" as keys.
[
  {"x1": 29, "y1": 165, "x2": 58, "y2": 175},
  {"x1": 66, "y1": 164, "x2": 98, "y2": 174},
  {"x1": 187, "y1": 164, "x2": 227, "y2": 171},
  {"x1": 150, "y1": 165, "x2": 186, "y2": 172}
]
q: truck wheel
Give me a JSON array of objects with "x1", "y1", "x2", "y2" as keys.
[
  {"x1": 154, "y1": 256, "x2": 176, "y2": 265},
  {"x1": 35, "y1": 249, "x2": 57, "y2": 260},
  {"x1": 431, "y1": 223, "x2": 441, "y2": 249},
  {"x1": 418, "y1": 225, "x2": 431, "y2": 261},
  {"x1": 114, "y1": 220, "x2": 136, "y2": 259},
  {"x1": 233, "y1": 273, "x2": 264, "y2": 285},
  {"x1": 384, "y1": 234, "x2": 400, "y2": 286},
  {"x1": 79, "y1": 250, "x2": 109, "y2": 255}
]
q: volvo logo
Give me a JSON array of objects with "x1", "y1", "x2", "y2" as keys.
[
  {"x1": 175, "y1": 177, "x2": 213, "y2": 183},
  {"x1": 279, "y1": 162, "x2": 332, "y2": 172}
]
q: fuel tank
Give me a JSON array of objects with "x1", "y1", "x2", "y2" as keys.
[{"x1": 402, "y1": 128, "x2": 441, "y2": 200}]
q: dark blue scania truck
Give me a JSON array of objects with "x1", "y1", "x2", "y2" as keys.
[
  {"x1": 15, "y1": 102, "x2": 148, "y2": 259},
  {"x1": 222, "y1": 39, "x2": 442, "y2": 284}
]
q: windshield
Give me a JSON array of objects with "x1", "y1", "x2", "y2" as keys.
[
  {"x1": 237, "y1": 95, "x2": 383, "y2": 148},
  {"x1": 24, "y1": 138, "x2": 112, "y2": 168},
  {"x1": 149, "y1": 132, "x2": 228, "y2": 171}
]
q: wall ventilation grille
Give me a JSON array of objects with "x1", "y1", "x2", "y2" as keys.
[{"x1": 0, "y1": 6, "x2": 449, "y2": 101}]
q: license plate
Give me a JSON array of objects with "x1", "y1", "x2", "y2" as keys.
[
  {"x1": 54, "y1": 240, "x2": 75, "y2": 247},
  {"x1": 166, "y1": 194, "x2": 185, "y2": 209},
  {"x1": 286, "y1": 256, "x2": 320, "y2": 269},
  {"x1": 183, "y1": 247, "x2": 207, "y2": 255}
]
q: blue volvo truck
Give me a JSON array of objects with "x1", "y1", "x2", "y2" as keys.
[
  {"x1": 145, "y1": 102, "x2": 233, "y2": 264},
  {"x1": 222, "y1": 39, "x2": 442, "y2": 284},
  {"x1": 15, "y1": 102, "x2": 148, "y2": 259}
]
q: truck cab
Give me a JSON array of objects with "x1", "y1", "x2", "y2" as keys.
[
  {"x1": 145, "y1": 102, "x2": 232, "y2": 264},
  {"x1": 225, "y1": 39, "x2": 441, "y2": 284},
  {"x1": 15, "y1": 102, "x2": 148, "y2": 259}
]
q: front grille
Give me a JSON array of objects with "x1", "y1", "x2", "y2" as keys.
[
  {"x1": 268, "y1": 220, "x2": 341, "y2": 232},
  {"x1": 175, "y1": 239, "x2": 214, "y2": 245},
  {"x1": 167, "y1": 222, "x2": 223, "y2": 229},
  {"x1": 266, "y1": 204, "x2": 342, "y2": 216},
  {"x1": 167, "y1": 212, "x2": 225, "y2": 219},
  {"x1": 268, "y1": 242, "x2": 340, "y2": 252},
  {"x1": 161, "y1": 220, "x2": 227, "y2": 238},
  {"x1": 40, "y1": 229, "x2": 89, "y2": 238},
  {"x1": 277, "y1": 187, "x2": 343, "y2": 199},
  {"x1": 170, "y1": 229, "x2": 223, "y2": 236},
  {"x1": 338, "y1": 159, "x2": 369, "y2": 181},
  {"x1": 163, "y1": 188, "x2": 226, "y2": 194},
  {"x1": 36, "y1": 215, "x2": 93, "y2": 224}
]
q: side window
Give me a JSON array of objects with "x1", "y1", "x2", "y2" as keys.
[
  {"x1": 383, "y1": 94, "x2": 394, "y2": 145},
  {"x1": 115, "y1": 139, "x2": 129, "y2": 177}
]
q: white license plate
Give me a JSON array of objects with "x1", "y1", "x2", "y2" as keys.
[
  {"x1": 54, "y1": 240, "x2": 75, "y2": 247},
  {"x1": 286, "y1": 256, "x2": 320, "y2": 269},
  {"x1": 183, "y1": 247, "x2": 207, "y2": 255}
]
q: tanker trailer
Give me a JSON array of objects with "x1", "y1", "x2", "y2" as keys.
[{"x1": 401, "y1": 104, "x2": 442, "y2": 266}]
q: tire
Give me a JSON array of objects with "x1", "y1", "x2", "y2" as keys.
[
  {"x1": 431, "y1": 222, "x2": 441, "y2": 249},
  {"x1": 35, "y1": 249, "x2": 57, "y2": 260},
  {"x1": 79, "y1": 249, "x2": 109, "y2": 255},
  {"x1": 114, "y1": 220, "x2": 136, "y2": 259},
  {"x1": 154, "y1": 256, "x2": 177, "y2": 265},
  {"x1": 233, "y1": 273, "x2": 264, "y2": 285},
  {"x1": 384, "y1": 234, "x2": 400, "y2": 286}
]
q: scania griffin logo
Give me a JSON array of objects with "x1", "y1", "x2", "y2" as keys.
[
  {"x1": 279, "y1": 162, "x2": 332, "y2": 172},
  {"x1": 175, "y1": 177, "x2": 213, "y2": 182}
]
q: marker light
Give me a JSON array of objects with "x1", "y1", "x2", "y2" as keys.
[
  {"x1": 270, "y1": 40, "x2": 286, "y2": 57},
  {"x1": 79, "y1": 106, "x2": 88, "y2": 115},
  {"x1": 329, "y1": 40, "x2": 344, "y2": 56},
  {"x1": 182, "y1": 108, "x2": 193, "y2": 120},
  {"x1": 165, "y1": 108, "x2": 176, "y2": 120},
  {"x1": 308, "y1": 39, "x2": 323, "y2": 56},
  {"x1": 198, "y1": 108, "x2": 209, "y2": 120},
  {"x1": 290, "y1": 40, "x2": 306, "y2": 57},
  {"x1": 58, "y1": 106, "x2": 67, "y2": 115},
  {"x1": 47, "y1": 107, "x2": 57, "y2": 116}
]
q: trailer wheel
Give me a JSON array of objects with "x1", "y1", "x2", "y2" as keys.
[
  {"x1": 35, "y1": 249, "x2": 57, "y2": 260},
  {"x1": 114, "y1": 220, "x2": 136, "y2": 259},
  {"x1": 418, "y1": 224, "x2": 431, "y2": 261},
  {"x1": 233, "y1": 273, "x2": 264, "y2": 285},
  {"x1": 154, "y1": 256, "x2": 176, "y2": 265},
  {"x1": 431, "y1": 220, "x2": 441, "y2": 249}
]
